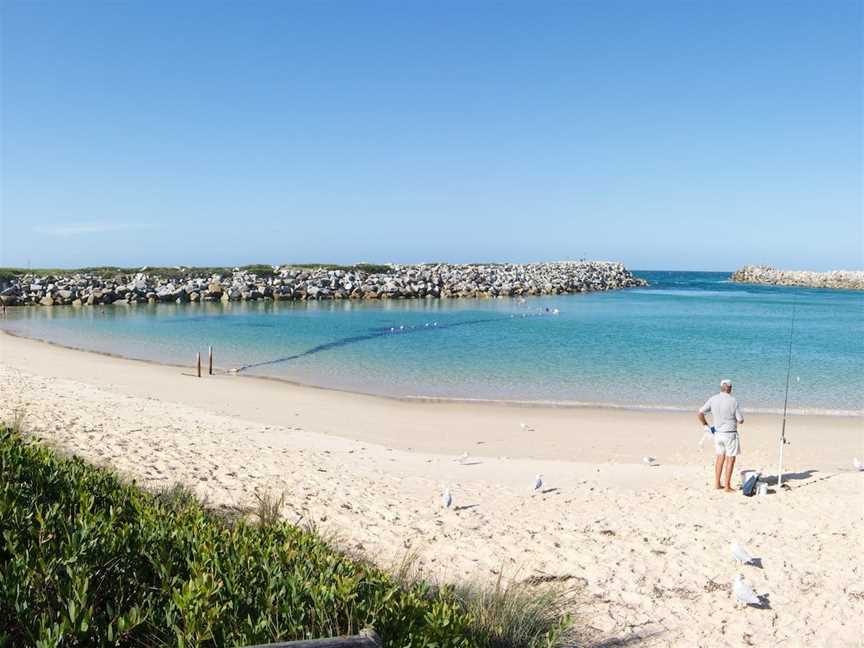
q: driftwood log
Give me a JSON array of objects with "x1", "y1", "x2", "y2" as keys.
[{"x1": 240, "y1": 628, "x2": 381, "y2": 648}]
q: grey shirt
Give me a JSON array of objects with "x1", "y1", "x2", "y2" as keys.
[{"x1": 700, "y1": 392, "x2": 744, "y2": 433}]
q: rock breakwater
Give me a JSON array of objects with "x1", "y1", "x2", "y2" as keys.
[
  {"x1": 731, "y1": 265, "x2": 864, "y2": 291},
  {"x1": 0, "y1": 261, "x2": 647, "y2": 306}
]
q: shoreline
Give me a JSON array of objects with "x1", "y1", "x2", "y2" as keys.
[
  {"x1": 2, "y1": 329, "x2": 860, "y2": 419},
  {"x1": 0, "y1": 329, "x2": 860, "y2": 468},
  {"x1": 2, "y1": 329, "x2": 862, "y2": 646}
]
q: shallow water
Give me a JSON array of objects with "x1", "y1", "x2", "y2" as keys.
[{"x1": 3, "y1": 271, "x2": 862, "y2": 414}]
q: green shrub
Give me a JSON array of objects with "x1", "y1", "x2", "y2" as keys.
[
  {"x1": 285, "y1": 263, "x2": 393, "y2": 274},
  {"x1": 0, "y1": 427, "x2": 572, "y2": 647},
  {"x1": 353, "y1": 264, "x2": 393, "y2": 275},
  {"x1": 238, "y1": 265, "x2": 277, "y2": 278},
  {"x1": 0, "y1": 268, "x2": 26, "y2": 283}
]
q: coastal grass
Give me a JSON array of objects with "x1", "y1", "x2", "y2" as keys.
[
  {"x1": 459, "y1": 577, "x2": 578, "y2": 648},
  {"x1": 0, "y1": 425, "x2": 575, "y2": 647},
  {"x1": 252, "y1": 489, "x2": 287, "y2": 528}
]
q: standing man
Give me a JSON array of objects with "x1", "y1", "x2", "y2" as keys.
[{"x1": 698, "y1": 379, "x2": 744, "y2": 492}]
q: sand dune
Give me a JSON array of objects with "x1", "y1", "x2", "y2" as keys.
[{"x1": 2, "y1": 331, "x2": 862, "y2": 646}]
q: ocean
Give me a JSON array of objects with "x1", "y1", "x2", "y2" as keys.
[{"x1": 2, "y1": 271, "x2": 862, "y2": 415}]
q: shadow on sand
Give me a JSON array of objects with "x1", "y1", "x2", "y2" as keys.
[
  {"x1": 758, "y1": 469, "x2": 818, "y2": 486},
  {"x1": 750, "y1": 593, "x2": 772, "y2": 610},
  {"x1": 453, "y1": 504, "x2": 479, "y2": 512},
  {"x1": 761, "y1": 470, "x2": 842, "y2": 493},
  {"x1": 588, "y1": 630, "x2": 665, "y2": 647}
]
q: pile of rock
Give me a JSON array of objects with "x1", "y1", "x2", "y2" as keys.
[
  {"x1": 731, "y1": 265, "x2": 864, "y2": 291},
  {"x1": 0, "y1": 261, "x2": 647, "y2": 306}
]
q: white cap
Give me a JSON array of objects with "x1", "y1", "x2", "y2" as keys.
[{"x1": 720, "y1": 379, "x2": 732, "y2": 388}]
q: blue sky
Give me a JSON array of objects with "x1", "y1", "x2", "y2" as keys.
[{"x1": 1, "y1": 1, "x2": 861, "y2": 271}]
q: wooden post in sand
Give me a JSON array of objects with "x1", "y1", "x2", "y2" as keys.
[
  {"x1": 196, "y1": 351, "x2": 201, "y2": 378},
  {"x1": 208, "y1": 345, "x2": 213, "y2": 375}
]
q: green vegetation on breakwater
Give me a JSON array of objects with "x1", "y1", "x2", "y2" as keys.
[{"x1": 0, "y1": 264, "x2": 395, "y2": 283}]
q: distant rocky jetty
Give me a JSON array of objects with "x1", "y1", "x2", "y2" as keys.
[
  {"x1": 0, "y1": 261, "x2": 647, "y2": 306},
  {"x1": 731, "y1": 265, "x2": 864, "y2": 291}
]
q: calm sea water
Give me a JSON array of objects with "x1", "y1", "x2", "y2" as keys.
[{"x1": 2, "y1": 271, "x2": 862, "y2": 415}]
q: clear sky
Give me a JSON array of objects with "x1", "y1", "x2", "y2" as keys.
[{"x1": 1, "y1": 1, "x2": 861, "y2": 271}]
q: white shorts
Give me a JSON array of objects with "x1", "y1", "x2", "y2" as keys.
[{"x1": 714, "y1": 431, "x2": 740, "y2": 457}]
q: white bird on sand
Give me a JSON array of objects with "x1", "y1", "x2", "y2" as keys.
[
  {"x1": 642, "y1": 456, "x2": 658, "y2": 467},
  {"x1": 442, "y1": 488, "x2": 452, "y2": 509},
  {"x1": 520, "y1": 422, "x2": 531, "y2": 431},
  {"x1": 853, "y1": 458, "x2": 864, "y2": 471},
  {"x1": 732, "y1": 574, "x2": 761, "y2": 607},
  {"x1": 453, "y1": 452, "x2": 469, "y2": 464},
  {"x1": 533, "y1": 474, "x2": 543, "y2": 492},
  {"x1": 730, "y1": 542, "x2": 757, "y2": 565}
]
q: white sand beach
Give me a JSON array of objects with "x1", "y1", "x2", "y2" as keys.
[{"x1": 1, "y1": 331, "x2": 862, "y2": 646}]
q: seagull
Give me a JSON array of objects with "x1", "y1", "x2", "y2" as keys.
[
  {"x1": 533, "y1": 474, "x2": 543, "y2": 492},
  {"x1": 520, "y1": 422, "x2": 531, "y2": 431},
  {"x1": 730, "y1": 542, "x2": 757, "y2": 565},
  {"x1": 441, "y1": 488, "x2": 452, "y2": 509},
  {"x1": 732, "y1": 574, "x2": 761, "y2": 607},
  {"x1": 453, "y1": 452, "x2": 469, "y2": 464},
  {"x1": 642, "y1": 456, "x2": 658, "y2": 467},
  {"x1": 854, "y1": 458, "x2": 864, "y2": 471}
]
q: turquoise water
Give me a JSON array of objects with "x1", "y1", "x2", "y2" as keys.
[{"x1": 2, "y1": 271, "x2": 862, "y2": 415}]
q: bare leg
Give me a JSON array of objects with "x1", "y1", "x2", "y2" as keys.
[
  {"x1": 723, "y1": 456, "x2": 736, "y2": 492},
  {"x1": 714, "y1": 455, "x2": 725, "y2": 489}
]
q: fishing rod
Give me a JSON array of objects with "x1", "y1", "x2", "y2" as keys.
[{"x1": 777, "y1": 296, "x2": 797, "y2": 489}]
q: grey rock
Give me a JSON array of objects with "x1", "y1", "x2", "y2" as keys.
[
  {"x1": 1, "y1": 261, "x2": 647, "y2": 308},
  {"x1": 731, "y1": 266, "x2": 864, "y2": 291}
]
